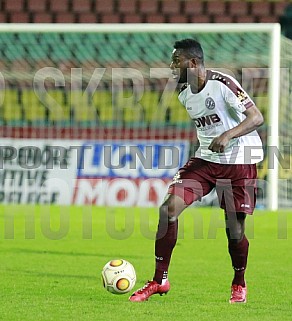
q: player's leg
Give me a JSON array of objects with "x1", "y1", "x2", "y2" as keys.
[
  {"x1": 154, "y1": 193, "x2": 188, "y2": 284},
  {"x1": 215, "y1": 163, "x2": 257, "y2": 303},
  {"x1": 225, "y1": 211, "x2": 249, "y2": 303},
  {"x1": 225, "y1": 212, "x2": 248, "y2": 286},
  {"x1": 129, "y1": 194, "x2": 188, "y2": 302}
]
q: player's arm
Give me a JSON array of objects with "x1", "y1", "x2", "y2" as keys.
[{"x1": 208, "y1": 104, "x2": 264, "y2": 153}]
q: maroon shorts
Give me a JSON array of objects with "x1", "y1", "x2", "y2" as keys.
[{"x1": 168, "y1": 157, "x2": 258, "y2": 214}]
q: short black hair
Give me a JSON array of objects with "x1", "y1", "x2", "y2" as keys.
[{"x1": 173, "y1": 38, "x2": 204, "y2": 62}]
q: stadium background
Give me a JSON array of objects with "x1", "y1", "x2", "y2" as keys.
[
  {"x1": 1, "y1": 2, "x2": 292, "y2": 321},
  {"x1": 0, "y1": 0, "x2": 291, "y2": 208}
]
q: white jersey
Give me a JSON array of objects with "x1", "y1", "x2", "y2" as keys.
[{"x1": 178, "y1": 70, "x2": 263, "y2": 164}]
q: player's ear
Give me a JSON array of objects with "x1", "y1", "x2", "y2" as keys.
[{"x1": 189, "y1": 58, "x2": 197, "y2": 68}]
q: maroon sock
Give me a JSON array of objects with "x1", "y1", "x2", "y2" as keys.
[
  {"x1": 228, "y1": 235, "x2": 249, "y2": 287},
  {"x1": 153, "y1": 219, "x2": 178, "y2": 284}
]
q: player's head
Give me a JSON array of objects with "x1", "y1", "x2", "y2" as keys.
[{"x1": 170, "y1": 38, "x2": 204, "y2": 83}]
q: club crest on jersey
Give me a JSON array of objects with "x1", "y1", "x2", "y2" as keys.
[
  {"x1": 237, "y1": 90, "x2": 252, "y2": 107},
  {"x1": 237, "y1": 90, "x2": 248, "y2": 102},
  {"x1": 205, "y1": 97, "x2": 215, "y2": 110}
]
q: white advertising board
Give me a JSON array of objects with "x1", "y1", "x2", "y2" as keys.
[{"x1": 0, "y1": 139, "x2": 189, "y2": 207}]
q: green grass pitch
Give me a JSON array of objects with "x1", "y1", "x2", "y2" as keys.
[{"x1": 0, "y1": 205, "x2": 291, "y2": 321}]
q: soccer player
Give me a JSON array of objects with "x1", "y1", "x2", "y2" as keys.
[{"x1": 129, "y1": 39, "x2": 264, "y2": 303}]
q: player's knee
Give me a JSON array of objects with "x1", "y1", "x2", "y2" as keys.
[
  {"x1": 156, "y1": 203, "x2": 178, "y2": 240},
  {"x1": 226, "y1": 227, "x2": 244, "y2": 243},
  {"x1": 225, "y1": 211, "x2": 246, "y2": 242},
  {"x1": 159, "y1": 202, "x2": 177, "y2": 220},
  {"x1": 159, "y1": 194, "x2": 187, "y2": 222},
  {"x1": 236, "y1": 212, "x2": 247, "y2": 221}
]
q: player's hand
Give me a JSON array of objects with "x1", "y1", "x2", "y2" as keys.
[{"x1": 208, "y1": 133, "x2": 230, "y2": 153}]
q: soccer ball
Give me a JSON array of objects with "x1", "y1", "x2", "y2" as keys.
[{"x1": 101, "y1": 259, "x2": 136, "y2": 294}]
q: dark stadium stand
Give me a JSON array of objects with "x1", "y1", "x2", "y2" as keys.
[{"x1": 0, "y1": 0, "x2": 289, "y2": 24}]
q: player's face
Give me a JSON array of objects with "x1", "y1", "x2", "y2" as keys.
[{"x1": 170, "y1": 49, "x2": 190, "y2": 83}]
